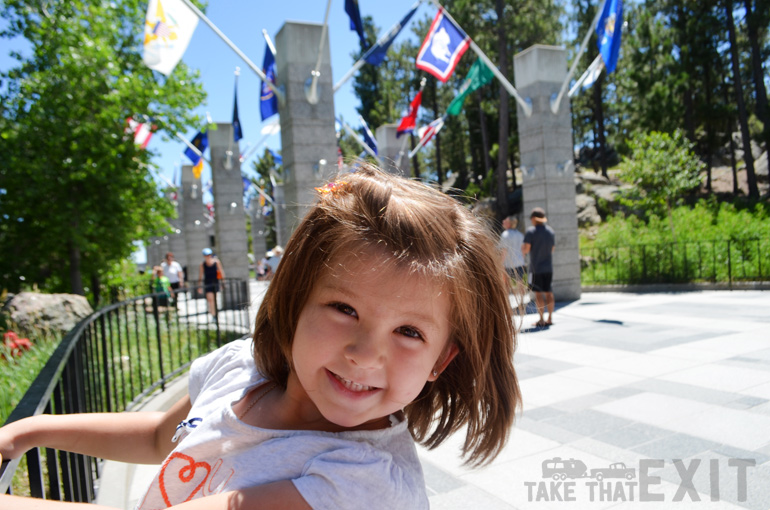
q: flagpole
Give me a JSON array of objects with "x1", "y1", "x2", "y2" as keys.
[
  {"x1": 306, "y1": 0, "x2": 333, "y2": 104},
  {"x1": 239, "y1": 129, "x2": 278, "y2": 164},
  {"x1": 262, "y1": 29, "x2": 277, "y2": 57},
  {"x1": 408, "y1": 115, "x2": 446, "y2": 159},
  {"x1": 396, "y1": 76, "x2": 427, "y2": 167},
  {"x1": 550, "y1": 0, "x2": 608, "y2": 114},
  {"x1": 338, "y1": 117, "x2": 382, "y2": 165},
  {"x1": 568, "y1": 55, "x2": 604, "y2": 97},
  {"x1": 173, "y1": 131, "x2": 211, "y2": 165},
  {"x1": 426, "y1": 0, "x2": 531, "y2": 117},
  {"x1": 177, "y1": 0, "x2": 284, "y2": 104},
  {"x1": 333, "y1": 0, "x2": 424, "y2": 93}
]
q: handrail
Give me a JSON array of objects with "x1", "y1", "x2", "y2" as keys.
[{"x1": 1, "y1": 278, "x2": 251, "y2": 500}]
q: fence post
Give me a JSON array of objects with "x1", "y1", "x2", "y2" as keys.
[{"x1": 727, "y1": 240, "x2": 732, "y2": 289}]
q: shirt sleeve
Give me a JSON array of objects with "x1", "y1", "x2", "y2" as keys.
[
  {"x1": 292, "y1": 446, "x2": 428, "y2": 510},
  {"x1": 188, "y1": 339, "x2": 250, "y2": 404}
]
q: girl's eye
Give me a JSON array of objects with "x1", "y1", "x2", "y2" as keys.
[
  {"x1": 396, "y1": 326, "x2": 423, "y2": 341},
  {"x1": 331, "y1": 302, "x2": 357, "y2": 317}
]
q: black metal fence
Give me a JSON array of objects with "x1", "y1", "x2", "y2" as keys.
[
  {"x1": 0, "y1": 278, "x2": 251, "y2": 501},
  {"x1": 580, "y1": 237, "x2": 770, "y2": 285}
]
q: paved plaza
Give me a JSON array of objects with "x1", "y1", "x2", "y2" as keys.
[
  {"x1": 100, "y1": 286, "x2": 770, "y2": 509},
  {"x1": 423, "y1": 290, "x2": 770, "y2": 510}
]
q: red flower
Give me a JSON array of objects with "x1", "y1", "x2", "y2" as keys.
[{"x1": 2, "y1": 330, "x2": 32, "y2": 359}]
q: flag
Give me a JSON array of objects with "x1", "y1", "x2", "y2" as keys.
[
  {"x1": 596, "y1": 0, "x2": 623, "y2": 73},
  {"x1": 345, "y1": 0, "x2": 367, "y2": 48},
  {"x1": 242, "y1": 176, "x2": 253, "y2": 193},
  {"x1": 126, "y1": 117, "x2": 154, "y2": 149},
  {"x1": 268, "y1": 149, "x2": 283, "y2": 166},
  {"x1": 415, "y1": 9, "x2": 470, "y2": 82},
  {"x1": 396, "y1": 90, "x2": 423, "y2": 138},
  {"x1": 184, "y1": 131, "x2": 208, "y2": 179},
  {"x1": 363, "y1": 5, "x2": 419, "y2": 66},
  {"x1": 261, "y1": 42, "x2": 279, "y2": 121},
  {"x1": 417, "y1": 116, "x2": 445, "y2": 147},
  {"x1": 359, "y1": 116, "x2": 378, "y2": 155},
  {"x1": 232, "y1": 80, "x2": 243, "y2": 142},
  {"x1": 446, "y1": 58, "x2": 494, "y2": 116},
  {"x1": 581, "y1": 55, "x2": 605, "y2": 89},
  {"x1": 142, "y1": 0, "x2": 198, "y2": 76}
]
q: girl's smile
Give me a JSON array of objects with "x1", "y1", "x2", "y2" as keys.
[{"x1": 286, "y1": 250, "x2": 458, "y2": 431}]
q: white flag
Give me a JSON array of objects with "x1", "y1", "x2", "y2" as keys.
[{"x1": 143, "y1": 0, "x2": 198, "y2": 76}]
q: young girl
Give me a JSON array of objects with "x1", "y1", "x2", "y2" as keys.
[{"x1": 0, "y1": 166, "x2": 521, "y2": 509}]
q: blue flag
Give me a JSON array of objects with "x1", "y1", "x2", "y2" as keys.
[
  {"x1": 232, "y1": 81, "x2": 243, "y2": 142},
  {"x1": 184, "y1": 131, "x2": 208, "y2": 166},
  {"x1": 596, "y1": 0, "x2": 623, "y2": 73},
  {"x1": 363, "y1": 5, "x2": 419, "y2": 66},
  {"x1": 415, "y1": 8, "x2": 470, "y2": 82},
  {"x1": 268, "y1": 149, "x2": 283, "y2": 166},
  {"x1": 260, "y1": 42, "x2": 278, "y2": 121},
  {"x1": 359, "y1": 116, "x2": 378, "y2": 155},
  {"x1": 345, "y1": 0, "x2": 368, "y2": 48}
]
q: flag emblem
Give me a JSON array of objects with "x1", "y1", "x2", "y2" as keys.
[
  {"x1": 416, "y1": 9, "x2": 470, "y2": 82},
  {"x1": 143, "y1": 0, "x2": 198, "y2": 76}
]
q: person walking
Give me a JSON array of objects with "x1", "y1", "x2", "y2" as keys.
[
  {"x1": 198, "y1": 248, "x2": 225, "y2": 320},
  {"x1": 521, "y1": 207, "x2": 555, "y2": 328},
  {"x1": 499, "y1": 216, "x2": 527, "y2": 311},
  {"x1": 161, "y1": 252, "x2": 184, "y2": 305}
]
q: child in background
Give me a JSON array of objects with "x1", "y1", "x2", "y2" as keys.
[
  {"x1": 152, "y1": 264, "x2": 173, "y2": 308},
  {"x1": 0, "y1": 166, "x2": 521, "y2": 510}
]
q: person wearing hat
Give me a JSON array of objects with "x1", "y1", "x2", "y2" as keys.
[
  {"x1": 198, "y1": 248, "x2": 225, "y2": 320},
  {"x1": 521, "y1": 207, "x2": 555, "y2": 327}
]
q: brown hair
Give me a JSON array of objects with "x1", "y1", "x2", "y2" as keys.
[{"x1": 252, "y1": 165, "x2": 520, "y2": 466}]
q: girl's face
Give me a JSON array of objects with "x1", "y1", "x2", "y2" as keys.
[{"x1": 288, "y1": 250, "x2": 458, "y2": 430}]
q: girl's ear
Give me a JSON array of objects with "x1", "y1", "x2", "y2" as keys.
[{"x1": 428, "y1": 343, "x2": 459, "y2": 381}]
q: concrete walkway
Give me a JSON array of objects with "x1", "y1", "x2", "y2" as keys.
[{"x1": 100, "y1": 286, "x2": 770, "y2": 509}]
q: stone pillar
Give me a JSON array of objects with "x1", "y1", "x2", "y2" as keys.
[
  {"x1": 168, "y1": 215, "x2": 186, "y2": 275},
  {"x1": 272, "y1": 183, "x2": 289, "y2": 249},
  {"x1": 276, "y1": 22, "x2": 338, "y2": 234},
  {"x1": 251, "y1": 209, "x2": 268, "y2": 262},
  {"x1": 146, "y1": 238, "x2": 161, "y2": 269},
  {"x1": 181, "y1": 164, "x2": 209, "y2": 289},
  {"x1": 513, "y1": 45, "x2": 581, "y2": 301},
  {"x1": 376, "y1": 124, "x2": 409, "y2": 175},
  {"x1": 209, "y1": 123, "x2": 250, "y2": 308}
]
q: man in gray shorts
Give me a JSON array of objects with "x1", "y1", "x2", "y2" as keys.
[{"x1": 522, "y1": 207, "x2": 555, "y2": 327}]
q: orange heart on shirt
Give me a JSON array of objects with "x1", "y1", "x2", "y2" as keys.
[{"x1": 158, "y1": 452, "x2": 211, "y2": 507}]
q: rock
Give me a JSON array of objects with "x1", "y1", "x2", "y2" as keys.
[
  {"x1": 4, "y1": 292, "x2": 93, "y2": 336},
  {"x1": 576, "y1": 194, "x2": 602, "y2": 226}
]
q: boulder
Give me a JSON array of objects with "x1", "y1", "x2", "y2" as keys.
[
  {"x1": 4, "y1": 292, "x2": 93, "y2": 336},
  {"x1": 576, "y1": 194, "x2": 602, "y2": 227}
]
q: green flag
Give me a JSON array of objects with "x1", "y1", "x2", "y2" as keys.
[{"x1": 446, "y1": 58, "x2": 495, "y2": 116}]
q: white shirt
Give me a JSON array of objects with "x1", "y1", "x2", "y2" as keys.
[{"x1": 161, "y1": 260, "x2": 184, "y2": 284}]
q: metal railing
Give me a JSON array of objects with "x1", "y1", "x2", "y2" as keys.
[
  {"x1": 0, "y1": 278, "x2": 251, "y2": 501},
  {"x1": 580, "y1": 237, "x2": 770, "y2": 286}
]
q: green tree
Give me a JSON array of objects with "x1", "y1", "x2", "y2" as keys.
[
  {"x1": 619, "y1": 130, "x2": 704, "y2": 239},
  {"x1": 0, "y1": 0, "x2": 206, "y2": 295}
]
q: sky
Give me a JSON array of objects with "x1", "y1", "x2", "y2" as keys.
[
  {"x1": 0, "y1": 0, "x2": 435, "y2": 192},
  {"x1": 144, "y1": 0, "x2": 433, "y2": 192}
]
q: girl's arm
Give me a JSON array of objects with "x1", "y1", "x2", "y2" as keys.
[
  {"x1": 0, "y1": 395, "x2": 190, "y2": 465},
  {"x1": 0, "y1": 480, "x2": 311, "y2": 510}
]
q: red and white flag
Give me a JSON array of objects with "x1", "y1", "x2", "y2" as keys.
[
  {"x1": 417, "y1": 116, "x2": 445, "y2": 146},
  {"x1": 396, "y1": 90, "x2": 423, "y2": 138},
  {"x1": 126, "y1": 117, "x2": 154, "y2": 149}
]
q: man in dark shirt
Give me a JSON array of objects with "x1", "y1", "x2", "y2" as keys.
[{"x1": 522, "y1": 207, "x2": 555, "y2": 327}]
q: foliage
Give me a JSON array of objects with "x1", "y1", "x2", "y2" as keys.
[
  {"x1": 0, "y1": 0, "x2": 206, "y2": 296},
  {"x1": 580, "y1": 200, "x2": 770, "y2": 284},
  {"x1": 618, "y1": 130, "x2": 703, "y2": 237}
]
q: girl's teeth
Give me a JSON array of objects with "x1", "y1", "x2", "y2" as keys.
[{"x1": 334, "y1": 373, "x2": 373, "y2": 392}]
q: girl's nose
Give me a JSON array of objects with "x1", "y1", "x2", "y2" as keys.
[{"x1": 344, "y1": 331, "x2": 385, "y2": 369}]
